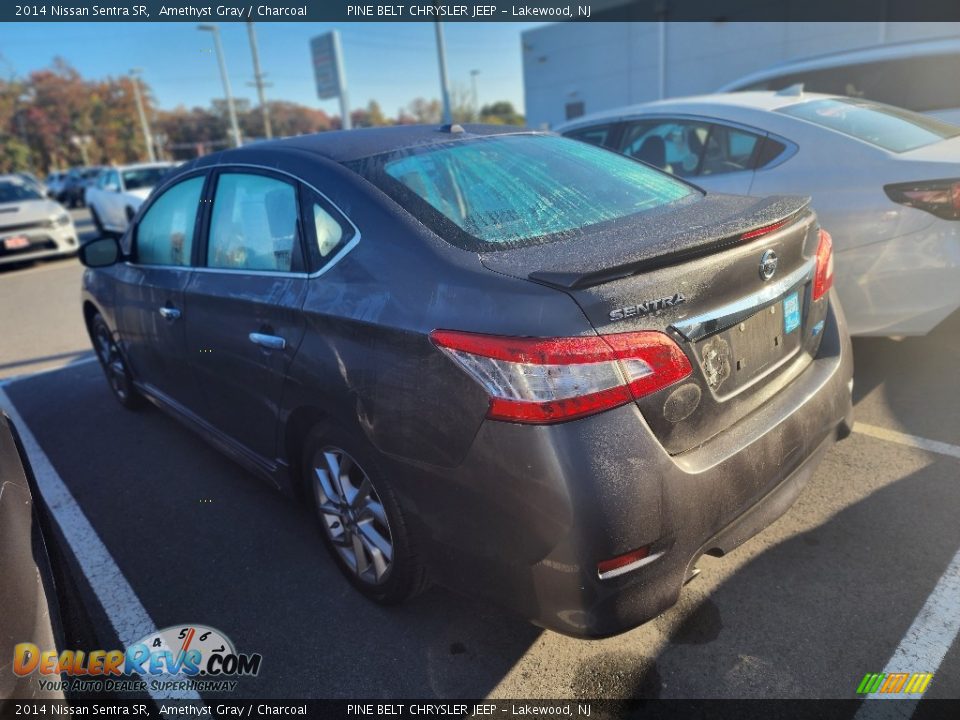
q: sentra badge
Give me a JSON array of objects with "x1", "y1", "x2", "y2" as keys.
[{"x1": 609, "y1": 293, "x2": 686, "y2": 321}]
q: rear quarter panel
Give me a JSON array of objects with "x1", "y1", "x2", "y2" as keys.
[{"x1": 277, "y1": 162, "x2": 597, "y2": 470}]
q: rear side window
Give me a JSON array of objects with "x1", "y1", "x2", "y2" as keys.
[
  {"x1": 354, "y1": 134, "x2": 695, "y2": 250},
  {"x1": 313, "y1": 204, "x2": 344, "y2": 258},
  {"x1": 207, "y1": 173, "x2": 299, "y2": 272},
  {"x1": 135, "y1": 175, "x2": 204, "y2": 267},
  {"x1": 779, "y1": 98, "x2": 960, "y2": 153}
]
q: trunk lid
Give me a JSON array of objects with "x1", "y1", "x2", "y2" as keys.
[{"x1": 480, "y1": 194, "x2": 830, "y2": 454}]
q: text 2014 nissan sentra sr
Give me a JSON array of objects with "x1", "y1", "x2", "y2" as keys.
[{"x1": 79, "y1": 125, "x2": 853, "y2": 637}]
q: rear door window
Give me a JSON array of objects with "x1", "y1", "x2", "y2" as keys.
[
  {"x1": 699, "y1": 124, "x2": 761, "y2": 175},
  {"x1": 135, "y1": 175, "x2": 204, "y2": 266},
  {"x1": 618, "y1": 120, "x2": 710, "y2": 177},
  {"x1": 206, "y1": 173, "x2": 301, "y2": 272},
  {"x1": 618, "y1": 120, "x2": 763, "y2": 177}
]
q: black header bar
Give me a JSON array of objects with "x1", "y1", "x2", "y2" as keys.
[{"x1": 3, "y1": 0, "x2": 960, "y2": 23}]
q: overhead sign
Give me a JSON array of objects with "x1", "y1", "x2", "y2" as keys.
[{"x1": 311, "y1": 31, "x2": 344, "y2": 100}]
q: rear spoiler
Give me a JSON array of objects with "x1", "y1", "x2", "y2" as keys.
[{"x1": 527, "y1": 196, "x2": 811, "y2": 291}]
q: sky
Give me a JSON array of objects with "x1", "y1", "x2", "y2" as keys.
[{"x1": 0, "y1": 21, "x2": 544, "y2": 117}]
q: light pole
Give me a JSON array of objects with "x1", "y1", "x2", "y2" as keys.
[
  {"x1": 470, "y1": 69, "x2": 480, "y2": 121},
  {"x1": 246, "y1": 22, "x2": 273, "y2": 139},
  {"x1": 129, "y1": 68, "x2": 156, "y2": 162},
  {"x1": 434, "y1": 21, "x2": 452, "y2": 124},
  {"x1": 16, "y1": 90, "x2": 35, "y2": 169},
  {"x1": 198, "y1": 23, "x2": 242, "y2": 147},
  {"x1": 71, "y1": 135, "x2": 93, "y2": 166}
]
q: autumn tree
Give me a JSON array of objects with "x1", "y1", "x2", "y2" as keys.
[{"x1": 480, "y1": 101, "x2": 525, "y2": 126}]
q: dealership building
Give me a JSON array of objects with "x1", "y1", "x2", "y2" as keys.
[{"x1": 521, "y1": 16, "x2": 960, "y2": 128}]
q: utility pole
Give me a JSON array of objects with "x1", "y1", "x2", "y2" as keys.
[
  {"x1": 246, "y1": 22, "x2": 273, "y2": 139},
  {"x1": 434, "y1": 21, "x2": 453, "y2": 124},
  {"x1": 129, "y1": 68, "x2": 156, "y2": 162},
  {"x1": 470, "y1": 69, "x2": 480, "y2": 121},
  {"x1": 198, "y1": 23, "x2": 242, "y2": 148}
]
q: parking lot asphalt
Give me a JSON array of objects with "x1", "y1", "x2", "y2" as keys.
[{"x1": 1, "y1": 208, "x2": 958, "y2": 701}]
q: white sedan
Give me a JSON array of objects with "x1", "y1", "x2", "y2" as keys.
[
  {"x1": 0, "y1": 174, "x2": 78, "y2": 266},
  {"x1": 558, "y1": 91, "x2": 960, "y2": 336},
  {"x1": 85, "y1": 162, "x2": 176, "y2": 237}
]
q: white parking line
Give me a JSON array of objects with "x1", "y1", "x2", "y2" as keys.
[
  {"x1": 854, "y1": 547, "x2": 960, "y2": 716},
  {"x1": 854, "y1": 423, "x2": 960, "y2": 461},
  {"x1": 0, "y1": 355, "x2": 97, "y2": 387},
  {"x1": 0, "y1": 385, "x2": 200, "y2": 703}
]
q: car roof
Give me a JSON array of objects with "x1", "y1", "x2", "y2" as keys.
[
  {"x1": 216, "y1": 124, "x2": 534, "y2": 164},
  {"x1": 556, "y1": 91, "x2": 840, "y2": 132},
  {"x1": 111, "y1": 162, "x2": 176, "y2": 171},
  {"x1": 718, "y1": 37, "x2": 960, "y2": 92}
]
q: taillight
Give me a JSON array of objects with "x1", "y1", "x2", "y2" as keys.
[
  {"x1": 812, "y1": 228, "x2": 834, "y2": 302},
  {"x1": 884, "y1": 178, "x2": 960, "y2": 220},
  {"x1": 430, "y1": 330, "x2": 692, "y2": 424},
  {"x1": 598, "y1": 545, "x2": 652, "y2": 579}
]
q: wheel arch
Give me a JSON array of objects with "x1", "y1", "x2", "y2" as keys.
[{"x1": 282, "y1": 404, "x2": 330, "y2": 496}]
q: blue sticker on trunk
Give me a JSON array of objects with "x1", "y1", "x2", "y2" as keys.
[{"x1": 784, "y1": 291, "x2": 800, "y2": 334}]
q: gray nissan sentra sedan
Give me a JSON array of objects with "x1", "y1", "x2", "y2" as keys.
[{"x1": 79, "y1": 125, "x2": 853, "y2": 637}]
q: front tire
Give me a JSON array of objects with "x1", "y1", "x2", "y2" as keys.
[
  {"x1": 91, "y1": 314, "x2": 144, "y2": 410},
  {"x1": 301, "y1": 424, "x2": 428, "y2": 604}
]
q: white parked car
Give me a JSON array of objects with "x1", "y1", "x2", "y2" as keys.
[
  {"x1": 557, "y1": 91, "x2": 960, "y2": 336},
  {"x1": 0, "y1": 174, "x2": 78, "y2": 266},
  {"x1": 718, "y1": 38, "x2": 960, "y2": 126},
  {"x1": 85, "y1": 162, "x2": 176, "y2": 236}
]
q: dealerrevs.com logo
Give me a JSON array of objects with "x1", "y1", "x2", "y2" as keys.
[
  {"x1": 13, "y1": 624, "x2": 261, "y2": 694},
  {"x1": 856, "y1": 672, "x2": 934, "y2": 695}
]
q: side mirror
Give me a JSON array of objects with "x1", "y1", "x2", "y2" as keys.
[
  {"x1": 79, "y1": 237, "x2": 121, "y2": 268},
  {"x1": 105, "y1": 183, "x2": 121, "y2": 193}
]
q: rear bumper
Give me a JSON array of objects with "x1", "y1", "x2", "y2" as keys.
[
  {"x1": 392, "y1": 291, "x2": 853, "y2": 637},
  {"x1": 835, "y1": 221, "x2": 960, "y2": 336}
]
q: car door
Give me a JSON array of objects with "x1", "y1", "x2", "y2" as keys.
[
  {"x1": 182, "y1": 168, "x2": 310, "y2": 464},
  {"x1": 614, "y1": 117, "x2": 762, "y2": 195},
  {"x1": 112, "y1": 173, "x2": 207, "y2": 406}
]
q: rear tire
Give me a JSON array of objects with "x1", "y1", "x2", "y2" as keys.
[
  {"x1": 301, "y1": 424, "x2": 429, "y2": 605},
  {"x1": 91, "y1": 314, "x2": 144, "y2": 410}
]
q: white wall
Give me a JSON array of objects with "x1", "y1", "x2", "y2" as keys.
[{"x1": 522, "y1": 22, "x2": 960, "y2": 128}]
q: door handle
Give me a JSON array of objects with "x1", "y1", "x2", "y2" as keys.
[
  {"x1": 158, "y1": 306, "x2": 181, "y2": 320},
  {"x1": 248, "y1": 332, "x2": 286, "y2": 351}
]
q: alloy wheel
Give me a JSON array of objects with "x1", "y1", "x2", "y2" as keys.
[
  {"x1": 94, "y1": 323, "x2": 130, "y2": 402},
  {"x1": 311, "y1": 447, "x2": 395, "y2": 585}
]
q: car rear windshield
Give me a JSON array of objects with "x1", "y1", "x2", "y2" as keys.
[
  {"x1": 123, "y1": 166, "x2": 172, "y2": 191},
  {"x1": 349, "y1": 133, "x2": 697, "y2": 250},
  {"x1": 779, "y1": 98, "x2": 960, "y2": 152},
  {"x1": 0, "y1": 180, "x2": 43, "y2": 203}
]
